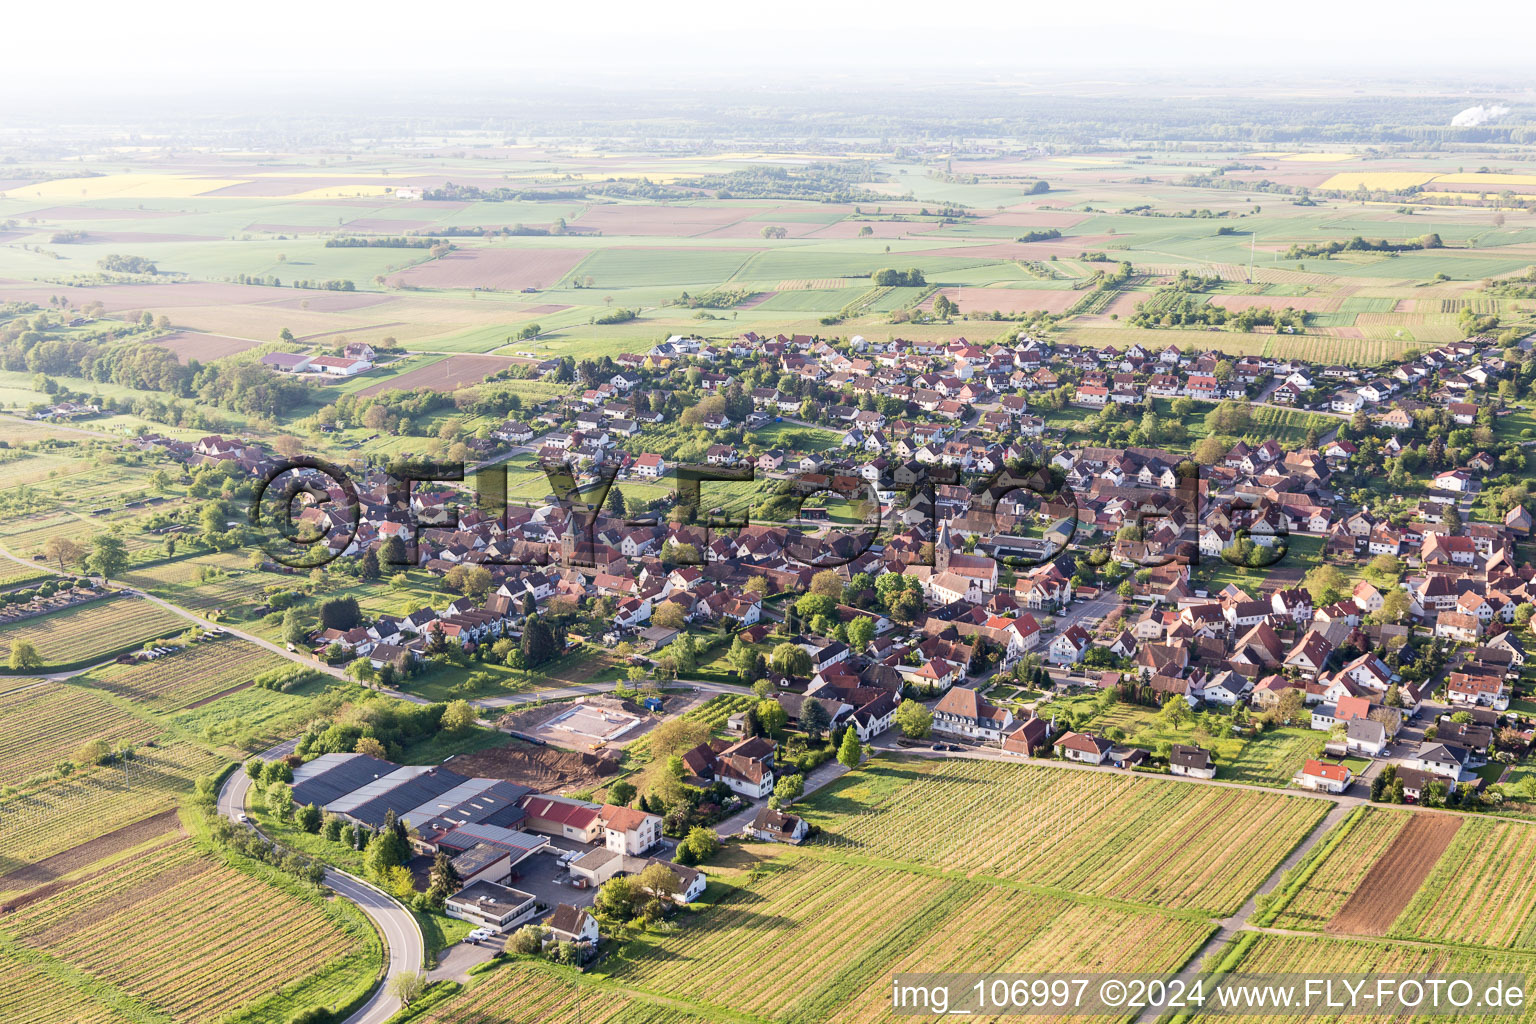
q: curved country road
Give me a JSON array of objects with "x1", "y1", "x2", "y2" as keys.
[{"x1": 219, "y1": 771, "x2": 424, "y2": 1024}]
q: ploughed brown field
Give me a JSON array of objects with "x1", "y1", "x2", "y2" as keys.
[
  {"x1": 1327, "y1": 813, "x2": 1462, "y2": 935},
  {"x1": 354, "y1": 353, "x2": 516, "y2": 396},
  {"x1": 148, "y1": 330, "x2": 259, "y2": 363}
]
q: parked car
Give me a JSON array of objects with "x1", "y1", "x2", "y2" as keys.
[
  {"x1": 236, "y1": 813, "x2": 249, "y2": 824},
  {"x1": 464, "y1": 928, "x2": 492, "y2": 943},
  {"x1": 930, "y1": 743, "x2": 945, "y2": 751}
]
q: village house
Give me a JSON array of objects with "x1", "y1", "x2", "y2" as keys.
[{"x1": 931, "y1": 686, "x2": 1015, "y2": 743}]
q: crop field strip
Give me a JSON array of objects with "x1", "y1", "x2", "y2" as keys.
[
  {"x1": 89, "y1": 638, "x2": 290, "y2": 711},
  {"x1": 0, "y1": 741, "x2": 224, "y2": 886},
  {"x1": 0, "y1": 597, "x2": 188, "y2": 668},
  {"x1": 118, "y1": 553, "x2": 274, "y2": 615},
  {"x1": 0, "y1": 681, "x2": 162, "y2": 786},
  {"x1": 1188, "y1": 933, "x2": 1536, "y2": 1024},
  {"x1": 420, "y1": 962, "x2": 711, "y2": 1024},
  {"x1": 0, "y1": 957, "x2": 139, "y2": 1024},
  {"x1": 1326, "y1": 813, "x2": 1462, "y2": 938},
  {"x1": 827, "y1": 885, "x2": 1215, "y2": 1024},
  {"x1": 795, "y1": 758, "x2": 1327, "y2": 915},
  {"x1": 0, "y1": 835, "x2": 372, "y2": 1024},
  {"x1": 1269, "y1": 807, "x2": 1411, "y2": 930},
  {"x1": 1390, "y1": 816, "x2": 1536, "y2": 950},
  {"x1": 607, "y1": 857, "x2": 956, "y2": 1021}
]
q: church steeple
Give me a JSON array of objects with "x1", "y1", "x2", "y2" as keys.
[{"x1": 935, "y1": 518, "x2": 952, "y2": 572}]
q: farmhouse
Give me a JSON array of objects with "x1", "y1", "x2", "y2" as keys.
[
  {"x1": 260, "y1": 352, "x2": 313, "y2": 372},
  {"x1": 545, "y1": 904, "x2": 601, "y2": 946},
  {"x1": 306, "y1": 355, "x2": 371, "y2": 377}
]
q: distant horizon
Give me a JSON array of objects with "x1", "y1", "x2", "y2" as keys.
[{"x1": 5, "y1": 0, "x2": 1536, "y2": 109}]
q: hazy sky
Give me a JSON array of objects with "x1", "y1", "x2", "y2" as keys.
[{"x1": 5, "y1": 0, "x2": 1533, "y2": 98}]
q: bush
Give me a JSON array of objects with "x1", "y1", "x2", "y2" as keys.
[{"x1": 286, "y1": 1008, "x2": 330, "y2": 1024}]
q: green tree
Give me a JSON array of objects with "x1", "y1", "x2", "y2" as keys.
[
  {"x1": 264, "y1": 781, "x2": 294, "y2": 820},
  {"x1": 282, "y1": 608, "x2": 308, "y2": 646},
  {"x1": 893, "y1": 699, "x2": 933, "y2": 739},
  {"x1": 757, "y1": 699, "x2": 788, "y2": 738},
  {"x1": 388, "y1": 972, "x2": 425, "y2": 1009},
  {"x1": 594, "y1": 875, "x2": 645, "y2": 922},
  {"x1": 426, "y1": 850, "x2": 461, "y2": 908},
  {"x1": 770, "y1": 642, "x2": 812, "y2": 678},
  {"x1": 521, "y1": 614, "x2": 558, "y2": 668},
  {"x1": 609, "y1": 779, "x2": 637, "y2": 806},
  {"x1": 296, "y1": 803, "x2": 322, "y2": 833},
  {"x1": 771, "y1": 773, "x2": 805, "y2": 808},
  {"x1": 795, "y1": 593, "x2": 837, "y2": 622},
  {"x1": 606, "y1": 486, "x2": 627, "y2": 518},
  {"x1": 846, "y1": 616, "x2": 875, "y2": 654},
  {"x1": 837, "y1": 728, "x2": 864, "y2": 768},
  {"x1": 365, "y1": 821, "x2": 410, "y2": 880},
  {"x1": 7, "y1": 638, "x2": 42, "y2": 671},
  {"x1": 441, "y1": 699, "x2": 476, "y2": 734},
  {"x1": 681, "y1": 826, "x2": 719, "y2": 863},
  {"x1": 801, "y1": 698, "x2": 831, "y2": 742},
  {"x1": 1379, "y1": 589, "x2": 1411, "y2": 623},
  {"x1": 507, "y1": 926, "x2": 546, "y2": 955},
  {"x1": 85, "y1": 534, "x2": 129, "y2": 578},
  {"x1": 729, "y1": 637, "x2": 758, "y2": 680},
  {"x1": 1303, "y1": 564, "x2": 1348, "y2": 606}
]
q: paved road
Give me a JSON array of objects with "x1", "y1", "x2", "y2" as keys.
[
  {"x1": 219, "y1": 770, "x2": 423, "y2": 1024},
  {"x1": 1057, "y1": 591, "x2": 1122, "y2": 631}
]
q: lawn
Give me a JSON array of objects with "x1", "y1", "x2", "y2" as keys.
[
  {"x1": 1219, "y1": 727, "x2": 1324, "y2": 787},
  {"x1": 749, "y1": 421, "x2": 845, "y2": 453}
]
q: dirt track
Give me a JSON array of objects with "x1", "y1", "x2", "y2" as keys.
[{"x1": 1327, "y1": 813, "x2": 1461, "y2": 935}]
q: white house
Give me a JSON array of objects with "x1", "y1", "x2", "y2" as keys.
[
  {"x1": 306, "y1": 356, "x2": 371, "y2": 377},
  {"x1": 1047, "y1": 625, "x2": 1090, "y2": 666},
  {"x1": 545, "y1": 904, "x2": 601, "y2": 946},
  {"x1": 1058, "y1": 731, "x2": 1112, "y2": 765},
  {"x1": 1169, "y1": 744, "x2": 1216, "y2": 779},
  {"x1": 633, "y1": 453, "x2": 666, "y2": 479},
  {"x1": 1294, "y1": 759, "x2": 1351, "y2": 794},
  {"x1": 444, "y1": 881, "x2": 539, "y2": 933},
  {"x1": 931, "y1": 686, "x2": 1014, "y2": 743}
]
